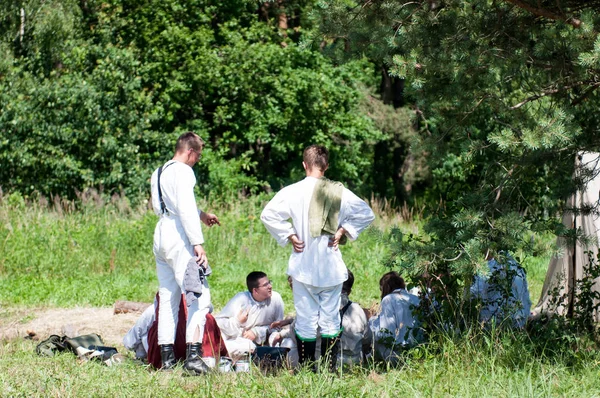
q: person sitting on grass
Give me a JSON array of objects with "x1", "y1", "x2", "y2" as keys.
[
  {"x1": 470, "y1": 251, "x2": 531, "y2": 328},
  {"x1": 215, "y1": 271, "x2": 285, "y2": 360},
  {"x1": 333, "y1": 269, "x2": 371, "y2": 368},
  {"x1": 268, "y1": 276, "x2": 298, "y2": 368},
  {"x1": 368, "y1": 271, "x2": 421, "y2": 365},
  {"x1": 123, "y1": 302, "x2": 156, "y2": 361}
]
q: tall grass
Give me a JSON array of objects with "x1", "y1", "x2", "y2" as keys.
[
  {"x1": 3, "y1": 194, "x2": 599, "y2": 397},
  {"x1": 0, "y1": 191, "x2": 553, "y2": 310},
  {"x1": 0, "y1": 193, "x2": 414, "y2": 310}
]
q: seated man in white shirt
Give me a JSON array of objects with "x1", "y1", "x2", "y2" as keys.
[
  {"x1": 215, "y1": 271, "x2": 285, "y2": 360},
  {"x1": 268, "y1": 276, "x2": 298, "y2": 367},
  {"x1": 470, "y1": 251, "x2": 531, "y2": 328},
  {"x1": 336, "y1": 270, "x2": 370, "y2": 368},
  {"x1": 369, "y1": 271, "x2": 420, "y2": 365}
]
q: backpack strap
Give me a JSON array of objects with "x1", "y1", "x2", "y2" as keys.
[
  {"x1": 157, "y1": 162, "x2": 174, "y2": 214},
  {"x1": 339, "y1": 300, "x2": 353, "y2": 328}
]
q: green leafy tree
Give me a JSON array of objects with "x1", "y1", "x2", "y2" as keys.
[
  {"x1": 0, "y1": 0, "x2": 383, "y2": 200},
  {"x1": 317, "y1": 1, "x2": 600, "y2": 294}
]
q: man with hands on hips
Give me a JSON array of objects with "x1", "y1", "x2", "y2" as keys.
[{"x1": 260, "y1": 144, "x2": 375, "y2": 371}]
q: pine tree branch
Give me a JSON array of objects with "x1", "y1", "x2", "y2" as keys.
[
  {"x1": 503, "y1": 0, "x2": 581, "y2": 27},
  {"x1": 510, "y1": 89, "x2": 558, "y2": 109},
  {"x1": 510, "y1": 80, "x2": 595, "y2": 109},
  {"x1": 571, "y1": 82, "x2": 600, "y2": 106}
]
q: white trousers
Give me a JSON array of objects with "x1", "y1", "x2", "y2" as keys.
[
  {"x1": 154, "y1": 217, "x2": 211, "y2": 345},
  {"x1": 123, "y1": 303, "x2": 156, "y2": 359},
  {"x1": 222, "y1": 337, "x2": 256, "y2": 360},
  {"x1": 292, "y1": 279, "x2": 342, "y2": 340}
]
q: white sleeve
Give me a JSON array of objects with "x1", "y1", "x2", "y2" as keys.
[
  {"x1": 150, "y1": 169, "x2": 162, "y2": 216},
  {"x1": 278, "y1": 323, "x2": 294, "y2": 340},
  {"x1": 260, "y1": 190, "x2": 296, "y2": 247},
  {"x1": 254, "y1": 294, "x2": 285, "y2": 345},
  {"x1": 215, "y1": 294, "x2": 245, "y2": 339},
  {"x1": 123, "y1": 304, "x2": 155, "y2": 350},
  {"x1": 339, "y1": 189, "x2": 375, "y2": 241},
  {"x1": 175, "y1": 168, "x2": 204, "y2": 246}
]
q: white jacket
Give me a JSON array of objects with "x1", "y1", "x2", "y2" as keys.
[
  {"x1": 369, "y1": 289, "x2": 420, "y2": 362},
  {"x1": 261, "y1": 176, "x2": 375, "y2": 287},
  {"x1": 216, "y1": 291, "x2": 285, "y2": 345},
  {"x1": 151, "y1": 160, "x2": 204, "y2": 246}
]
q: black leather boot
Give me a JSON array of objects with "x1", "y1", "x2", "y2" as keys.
[
  {"x1": 320, "y1": 336, "x2": 339, "y2": 373},
  {"x1": 160, "y1": 344, "x2": 176, "y2": 371},
  {"x1": 184, "y1": 343, "x2": 209, "y2": 375},
  {"x1": 296, "y1": 334, "x2": 317, "y2": 372}
]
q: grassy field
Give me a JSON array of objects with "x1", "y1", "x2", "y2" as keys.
[{"x1": 1, "y1": 195, "x2": 599, "y2": 397}]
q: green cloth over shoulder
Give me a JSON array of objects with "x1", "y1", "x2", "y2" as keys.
[{"x1": 308, "y1": 177, "x2": 347, "y2": 244}]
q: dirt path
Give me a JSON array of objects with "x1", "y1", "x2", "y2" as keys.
[{"x1": 0, "y1": 306, "x2": 143, "y2": 346}]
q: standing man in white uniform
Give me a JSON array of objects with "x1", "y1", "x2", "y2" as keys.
[
  {"x1": 260, "y1": 145, "x2": 375, "y2": 370},
  {"x1": 151, "y1": 132, "x2": 220, "y2": 374}
]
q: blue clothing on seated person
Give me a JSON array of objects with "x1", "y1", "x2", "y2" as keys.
[{"x1": 470, "y1": 253, "x2": 531, "y2": 328}]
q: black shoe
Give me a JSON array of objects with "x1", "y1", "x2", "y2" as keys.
[
  {"x1": 320, "y1": 336, "x2": 339, "y2": 373},
  {"x1": 184, "y1": 343, "x2": 209, "y2": 375},
  {"x1": 296, "y1": 333, "x2": 317, "y2": 373},
  {"x1": 160, "y1": 344, "x2": 176, "y2": 371}
]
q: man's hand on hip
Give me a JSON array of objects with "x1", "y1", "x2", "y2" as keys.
[
  {"x1": 289, "y1": 234, "x2": 305, "y2": 253},
  {"x1": 328, "y1": 227, "x2": 346, "y2": 250}
]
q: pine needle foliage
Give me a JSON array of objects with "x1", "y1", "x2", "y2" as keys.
[{"x1": 316, "y1": 0, "x2": 600, "y2": 303}]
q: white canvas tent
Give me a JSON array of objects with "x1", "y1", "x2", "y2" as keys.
[{"x1": 531, "y1": 152, "x2": 600, "y2": 321}]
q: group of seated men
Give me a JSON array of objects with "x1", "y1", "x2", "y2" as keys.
[
  {"x1": 124, "y1": 252, "x2": 531, "y2": 370},
  {"x1": 123, "y1": 269, "x2": 375, "y2": 369}
]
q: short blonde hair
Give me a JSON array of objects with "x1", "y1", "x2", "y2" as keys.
[
  {"x1": 175, "y1": 132, "x2": 204, "y2": 153},
  {"x1": 303, "y1": 145, "x2": 328, "y2": 172}
]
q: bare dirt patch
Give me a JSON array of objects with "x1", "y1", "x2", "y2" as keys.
[{"x1": 0, "y1": 306, "x2": 143, "y2": 346}]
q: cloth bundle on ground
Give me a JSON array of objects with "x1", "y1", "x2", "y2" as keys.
[
  {"x1": 145, "y1": 293, "x2": 228, "y2": 369},
  {"x1": 36, "y1": 333, "x2": 121, "y2": 365}
]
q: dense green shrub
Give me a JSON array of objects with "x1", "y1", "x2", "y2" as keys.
[{"x1": 0, "y1": 0, "x2": 386, "y2": 201}]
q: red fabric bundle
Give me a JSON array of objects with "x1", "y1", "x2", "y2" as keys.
[{"x1": 147, "y1": 293, "x2": 228, "y2": 369}]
